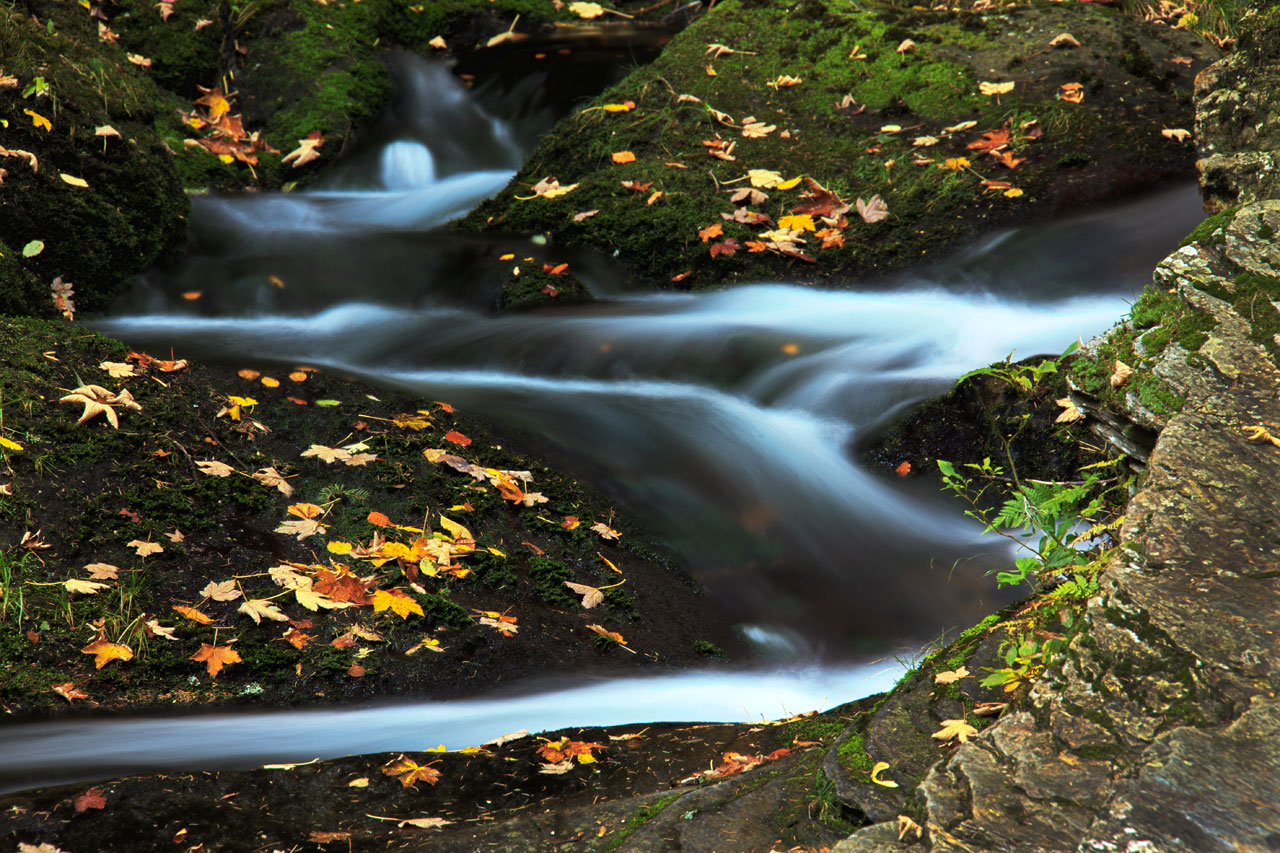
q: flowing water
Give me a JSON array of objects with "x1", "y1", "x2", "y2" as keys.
[{"x1": 0, "y1": 54, "x2": 1208, "y2": 791}]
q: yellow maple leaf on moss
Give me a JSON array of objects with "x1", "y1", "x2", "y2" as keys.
[{"x1": 372, "y1": 588, "x2": 424, "y2": 619}]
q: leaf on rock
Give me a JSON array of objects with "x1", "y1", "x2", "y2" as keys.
[
  {"x1": 934, "y1": 666, "x2": 970, "y2": 684},
  {"x1": 564, "y1": 581, "x2": 605, "y2": 608},
  {"x1": 74, "y1": 788, "x2": 107, "y2": 812},
  {"x1": 253, "y1": 466, "x2": 294, "y2": 496},
  {"x1": 698, "y1": 222, "x2": 723, "y2": 242},
  {"x1": 282, "y1": 131, "x2": 325, "y2": 168},
  {"x1": 444, "y1": 430, "x2": 472, "y2": 446},
  {"x1": 1055, "y1": 397, "x2": 1084, "y2": 423},
  {"x1": 239, "y1": 598, "x2": 289, "y2": 624},
  {"x1": 63, "y1": 579, "x2": 109, "y2": 595},
  {"x1": 99, "y1": 361, "x2": 136, "y2": 378},
  {"x1": 196, "y1": 459, "x2": 235, "y2": 477},
  {"x1": 381, "y1": 754, "x2": 441, "y2": 787},
  {"x1": 190, "y1": 643, "x2": 241, "y2": 677},
  {"x1": 173, "y1": 604, "x2": 215, "y2": 624},
  {"x1": 931, "y1": 718, "x2": 979, "y2": 743},
  {"x1": 1109, "y1": 359, "x2": 1134, "y2": 388},
  {"x1": 59, "y1": 385, "x2": 141, "y2": 429},
  {"x1": 870, "y1": 761, "x2": 899, "y2": 787},
  {"x1": 52, "y1": 682, "x2": 90, "y2": 702},
  {"x1": 1049, "y1": 32, "x2": 1081, "y2": 47},
  {"x1": 84, "y1": 563, "x2": 119, "y2": 580},
  {"x1": 856, "y1": 195, "x2": 889, "y2": 223},
  {"x1": 611, "y1": 150, "x2": 636, "y2": 164},
  {"x1": 591, "y1": 522, "x2": 620, "y2": 540},
  {"x1": 978, "y1": 80, "x2": 1015, "y2": 96}
]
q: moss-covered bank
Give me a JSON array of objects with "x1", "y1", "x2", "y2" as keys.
[{"x1": 460, "y1": 0, "x2": 1218, "y2": 306}]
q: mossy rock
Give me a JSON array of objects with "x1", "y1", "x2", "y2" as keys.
[
  {"x1": 0, "y1": 9, "x2": 188, "y2": 315},
  {"x1": 459, "y1": 0, "x2": 1218, "y2": 290}
]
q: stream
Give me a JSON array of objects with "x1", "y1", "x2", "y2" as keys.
[{"x1": 0, "y1": 54, "x2": 1206, "y2": 793}]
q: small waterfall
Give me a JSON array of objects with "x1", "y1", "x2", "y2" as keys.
[{"x1": 379, "y1": 138, "x2": 437, "y2": 189}]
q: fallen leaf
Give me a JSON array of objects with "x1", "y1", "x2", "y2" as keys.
[
  {"x1": 128, "y1": 539, "x2": 164, "y2": 557},
  {"x1": 1049, "y1": 32, "x2": 1081, "y2": 47},
  {"x1": 84, "y1": 563, "x2": 119, "y2": 580},
  {"x1": 516, "y1": 176, "x2": 579, "y2": 200},
  {"x1": 81, "y1": 638, "x2": 133, "y2": 669},
  {"x1": 59, "y1": 173, "x2": 89, "y2": 188},
  {"x1": 190, "y1": 643, "x2": 241, "y2": 677},
  {"x1": 932, "y1": 718, "x2": 979, "y2": 743},
  {"x1": 870, "y1": 761, "x2": 899, "y2": 787},
  {"x1": 568, "y1": 1, "x2": 605, "y2": 18},
  {"x1": 253, "y1": 466, "x2": 294, "y2": 496},
  {"x1": 1162, "y1": 127, "x2": 1191, "y2": 142},
  {"x1": 592, "y1": 522, "x2": 620, "y2": 540},
  {"x1": 1055, "y1": 396, "x2": 1084, "y2": 423},
  {"x1": 444, "y1": 430, "x2": 471, "y2": 446},
  {"x1": 483, "y1": 729, "x2": 530, "y2": 747},
  {"x1": 372, "y1": 588, "x2": 424, "y2": 619},
  {"x1": 239, "y1": 598, "x2": 289, "y2": 624},
  {"x1": 897, "y1": 814, "x2": 924, "y2": 841},
  {"x1": 195, "y1": 459, "x2": 235, "y2": 477},
  {"x1": 173, "y1": 604, "x2": 215, "y2": 624},
  {"x1": 64, "y1": 579, "x2": 109, "y2": 595},
  {"x1": 60, "y1": 385, "x2": 142, "y2": 429},
  {"x1": 1059, "y1": 82, "x2": 1084, "y2": 103},
  {"x1": 381, "y1": 754, "x2": 441, "y2": 787},
  {"x1": 201, "y1": 580, "x2": 242, "y2": 602},
  {"x1": 934, "y1": 666, "x2": 970, "y2": 684},
  {"x1": 896, "y1": 38, "x2": 916, "y2": 53},
  {"x1": 1243, "y1": 424, "x2": 1280, "y2": 447},
  {"x1": 573, "y1": 209, "x2": 600, "y2": 222},
  {"x1": 1109, "y1": 359, "x2": 1134, "y2": 388},
  {"x1": 24, "y1": 109, "x2": 52, "y2": 131},
  {"x1": 611, "y1": 150, "x2": 636, "y2": 164},
  {"x1": 856, "y1": 195, "x2": 890, "y2": 223},
  {"x1": 978, "y1": 81, "x2": 1015, "y2": 96},
  {"x1": 74, "y1": 788, "x2": 107, "y2": 812},
  {"x1": 586, "y1": 623, "x2": 627, "y2": 644},
  {"x1": 741, "y1": 120, "x2": 776, "y2": 138},
  {"x1": 709, "y1": 238, "x2": 740, "y2": 258},
  {"x1": 564, "y1": 581, "x2": 605, "y2": 608},
  {"x1": 52, "y1": 682, "x2": 90, "y2": 703},
  {"x1": 428, "y1": 35, "x2": 447, "y2": 49}
]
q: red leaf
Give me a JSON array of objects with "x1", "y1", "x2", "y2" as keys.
[
  {"x1": 75, "y1": 788, "x2": 107, "y2": 812},
  {"x1": 895, "y1": 461, "x2": 912, "y2": 477},
  {"x1": 444, "y1": 430, "x2": 472, "y2": 447},
  {"x1": 367, "y1": 511, "x2": 392, "y2": 527},
  {"x1": 709, "y1": 238, "x2": 741, "y2": 258}
]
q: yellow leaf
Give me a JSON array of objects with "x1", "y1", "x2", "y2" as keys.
[
  {"x1": 568, "y1": 1, "x2": 604, "y2": 18},
  {"x1": 934, "y1": 666, "x2": 970, "y2": 684},
  {"x1": 870, "y1": 761, "x2": 899, "y2": 788},
  {"x1": 438, "y1": 515, "x2": 473, "y2": 544},
  {"x1": 24, "y1": 109, "x2": 51, "y2": 131},
  {"x1": 1004, "y1": 188, "x2": 1024, "y2": 198},
  {"x1": 747, "y1": 169, "x2": 783, "y2": 188},
  {"x1": 0, "y1": 436, "x2": 22, "y2": 452},
  {"x1": 775, "y1": 176, "x2": 802, "y2": 190},
  {"x1": 59, "y1": 173, "x2": 89, "y2": 188},
  {"x1": 64, "y1": 578, "x2": 109, "y2": 594},
  {"x1": 978, "y1": 80, "x2": 1015, "y2": 96},
  {"x1": 372, "y1": 588, "x2": 424, "y2": 619},
  {"x1": 1109, "y1": 359, "x2": 1134, "y2": 388},
  {"x1": 776, "y1": 214, "x2": 816, "y2": 232},
  {"x1": 381, "y1": 754, "x2": 441, "y2": 787},
  {"x1": 601, "y1": 101, "x2": 636, "y2": 112},
  {"x1": 82, "y1": 639, "x2": 133, "y2": 668},
  {"x1": 190, "y1": 642, "x2": 241, "y2": 677}
]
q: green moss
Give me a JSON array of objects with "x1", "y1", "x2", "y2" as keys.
[
  {"x1": 1178, "y1": 206, "x2": 1237, "y2": 249},
  {"x1": 836, "y1": 730, "x2": 875, "y2": 778},
  {"x1": 527, "y1": 556, "x2": 574, "y2": 605},
  {"x1": 602, "y1": 792, "x2": 683, "y2": 852}
]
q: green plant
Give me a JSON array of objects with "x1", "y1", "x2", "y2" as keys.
[{"x1": 939, "y1": 456, "x2": 1125, "y2": 590}]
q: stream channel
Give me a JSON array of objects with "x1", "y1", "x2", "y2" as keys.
[{"x1": 0, "y1": 54, "x2": 1206, "y2": 793}]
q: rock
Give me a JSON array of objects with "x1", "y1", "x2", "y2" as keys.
[{"x1": 0, "y1": 9, "x2": 187, "y2": 315}]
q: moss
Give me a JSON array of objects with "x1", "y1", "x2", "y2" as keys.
[
  {"x1": 527, "y1": 556, "x2": 574, "y2": 605},
  {"x1": 1226, "y1": 271, "x2": 1280, "y2": 365},
  {"x1": 836, "y1": 730, "x2": 875, "y2": 778},
  {"x1": 602, "y1": 792, "x2": 683, "y2": 852},
  {"x1": 1178, "y1": 205, "x2": 1237, "y2": 249}
]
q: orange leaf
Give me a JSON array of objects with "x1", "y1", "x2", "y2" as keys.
[
  {"x1": 173, "y1": 604, "x2": 215, "y2": 624},
  {"x1": 895, "y1": 461, "x2": 912, "y2": 477},
  {"x1": 190, "y1": 643, "x2": 241, "y2": 677},
  {"x1": 611, "y1": 151, "x2": 636, "y2": 164},
  {"x1": 698, "y1": 222, "x2": 724, "y2": 242},
  {"x1": 382, "y1": 755, "x2": 442, "y2": 787},
  {"x1": 367, "y1": 510, "x2": 392, "y2": 527},
  {"x1": 81, "y1": 638, "x2": 133, "y2": 669},
  {"x1": 444, "y1": 430, "x2": 471, "y2": 447}
]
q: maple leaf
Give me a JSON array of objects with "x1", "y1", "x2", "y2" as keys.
[
  {"x1": 1110, "y1": 360, "x2": 1134, "y2": 388},
  {"x1": 1243, "y1": 424, "x2": 1280, "y2": 447},
  {"x1": 856, "y1": 195, "x2": 890, "y2": 223},
  {"x1": 777, "y1": 214, "x2": 816, "y2": 232},
  {"x1": 282, "y1": 131, "x2": 325, "y2": 168},
  {"x1": 82, "y1": 638, "x2": 133, "y2": 669},
  {"x1": 967, "y1": 127, "x2": 1011, "y2": 153},
  {"x1": 283, "y1": 627, "x2": 314, "y2": 648},
  {"x1": 201, "y1": 580, "x2": 242, "y2": 602},
  {"x1": 253, "y1": 467, "x2": 294, "y2": 496},
  {"x1": 239, "y1": 598, "x2": 289, "y2": 624},
  {"x1": 611, "y1": 150, "x2": 636, "y2": 164},
  {"x1": 747, "y1": 169, "x2": 784, "y2": 188},
  {"x1": 74, "y1": 788, "x2": 107, "y2": 812},
  {"x1": 59, "y1": 385, "x2": 141, "y2": 429},
  {"x1": 730, "y1": 187, "x2": 769, "y2": 206},
  {"x1": 741, "y1": 120, "x2": 777, "y2": 138},
  {"x1": 444, "y1": 429, "x2": 472, "y2": 446},
  {"x1": 295, "y1": 588, "x2": 350, "y2": 611},
  {"x1": 698, "y1": 222, "x2": 723, "y2": 242},
  {"x1": 52, "y1": 682, "x2": 89, "y2": 702},
  {"x1": 372, "y1": 588, "x2": 424, "y2": 619},
  {"x1": 932, "y1": 719, "x2": 979, "y2": 743},
  {"x1": 516, "y1": 177, "x2": 578, "y2": 200},
  {"x1": 129, "y1": 539, "x2": 164, "y2": 557},
  {"x1": 196, "y1": 459, "x2": 235, "y2": 477},
  {"x1": 84, "y1": 563, "x2": 119, "y2": 580},
  {"x1": 145, "y1": 619, "x2": 179, "y2": 641},
  {"x1": 586, "y1": 623, "x2": 627, "y2": 645},
  {"x1": 992, "y1": 151, "x2": 1026, "y2": 169},
  {"x1": 1055, "y1": 397, "x2": 1084, "y2": 423},
  {"x1": 99, "y1": 361, "x2": 136, "y2": 378},
  {"x1": 592, "y1": 522, "x2": 620, "y2": 540},
  {"x1": 382, "y1": 754, "x2": 442, "y2": 787},
  {"x1": 934, "y1": 666, "x2": 970, "y2": 684},
  {"x1": 564, "y1": 581, "x2": 605, "y2": 608},
  {"x1": 709, "y1": 239, "x2": 741, "y2": 258},
  {"x1": 276, "y1": 518, "x2": 323, "y2": 540},
  {"x1": 898, "y1": 815, "x2": 924, "y2": 840},
  {"x1": 173, "y1": 604, "x2": 215, "y2": 624},
  {"x1": 978, "y1": 80, "x2": 1015, "y2": 96},
  {"x1": 194, "y1": 86, "x2": 234, "y2": 120},
  {"x1": 767, "y1": 74, "x2": 802, "y2": 89},
  {"x1": 191, "y1": 643, "x2": 241, "y2": 677},
  {"x1": 64, "y1": 579, "x2": 109, "y2": 595}
]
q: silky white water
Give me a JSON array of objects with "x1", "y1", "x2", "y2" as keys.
[{"x1": 0, "y1": 54, "x2": 1208, "y2": 794}]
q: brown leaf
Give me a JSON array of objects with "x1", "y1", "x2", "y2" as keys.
[
  {"x1": 282, "y1": 131, "x2": 325, "y2": 168},
  {"x1": 52, "y1": 682, "x2": 89, "y2": 703},
  {"x1": 564, "y1": 581, "x2": 605, "y2": 608},
  {"x1": 709, "y1": 238, "x2": 741, "y2": 258},
  {"x1": 128, "y1": 539, "x2": 164, "y2": 557},
  {"x1": 698, "y1": 222, "x2": 723, "y2": 242},
  {"x1": 381, "y1": 754, "x2": 441, "y2": 787},
  {"x1": 1109, "y1": 359, "x2": 1134, "y2": 388},
  {"x1": 74, "y1": 789, "x2": 107, "y2": 812}
]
